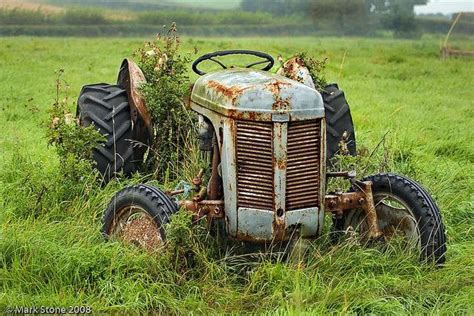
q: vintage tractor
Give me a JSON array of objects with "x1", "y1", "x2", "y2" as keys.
[{"x1": 77, "y1": 50, "x2": 446, "y2": 263}]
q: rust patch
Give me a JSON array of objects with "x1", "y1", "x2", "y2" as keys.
[
  {"x1": 179, "y1": 199, "x2": 225, "y2": 220},
  {"x1": 228, "y1": 109, "x2": 263, "y2": 121},
  {"x1": 276, "y1": 158, "x2": 287, "y2": 169},
  {"x1": 267, "y1": 80, "x2": 292, "y2": 111},
  {"x1": 117, "y1": 59, "x2": 153, "y2": 140},
  {"x1": 207, "y1": 80, "x2": 246, "y2": 105},
  {"x1": 325, "y1": 180, "x2": 383, "y2": 239},
  {"x1": 272, "y1": 96, "x2": 291, "y2": 111},
  {"x1": 272, "y1": 216, "x2": 286, "y2": 241},
  {"x1": 265, "y1": 80, "x2": 291, "y2": 96},
  {"x1": 278, "y1": 57, "x2": 306, "y2": 84}
]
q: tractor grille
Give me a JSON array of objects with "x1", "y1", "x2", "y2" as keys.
[
  {"x1": 236, "y1": 121, "x2": 274, "y2": 210},
  {"x1": 286, "y1": 120, "x2": 321, "y2": 211}
]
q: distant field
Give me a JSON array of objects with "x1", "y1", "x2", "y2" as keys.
[
  {"x1": 42, "y1": 0, "x2": 241, "y2": 10},
  {"x1": 0, "y1": 36, "x2": 473, "y2": 313},
  {"x1": 0, "y1": 0, "x2": 63, "y2": 12}
]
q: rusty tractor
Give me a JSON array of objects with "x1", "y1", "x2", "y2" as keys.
[{"x1": 77, "y1": 50, "x2": 446, "y2": 263}]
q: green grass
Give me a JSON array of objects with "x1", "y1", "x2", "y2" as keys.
[{"x1": 0, "y1": 35, "x2": 473, "y2": 314}]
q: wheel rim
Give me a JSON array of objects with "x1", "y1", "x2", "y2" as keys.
[
  {"x1": 349, "y1": 193, "x2": 421, "y2": 250},
  {"x1": 373, "y1": 193, "x2": 421, "y2": 249},
  {"x1": 109, "y1": 205, "x2": 163, "y2": 251}
]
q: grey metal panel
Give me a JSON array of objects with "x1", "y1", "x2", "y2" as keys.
[
  {"x1": 285, "y1": 207, "x2": 319, "y2": 237},
  {"x1": 237, "y1": 207, "x2": 274, "y2": 240},
  {"x1": 191, "y1": 69, "x2": 324, "y2": 121},
  {"x1": 220, "y1": 120, "x2": 239, "y2": 237}
]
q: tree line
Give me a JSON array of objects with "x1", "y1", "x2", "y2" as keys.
[{"x1": 241, "y1": 0, "x2": 430, "y2": 37}]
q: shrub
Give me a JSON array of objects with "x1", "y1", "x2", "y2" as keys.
[
  {"x1": 135, "y1": 24, "x2": 198, "y2": 182},
  {"x1": 46, "y1": 69, "x2": 104, "y2": 190}
]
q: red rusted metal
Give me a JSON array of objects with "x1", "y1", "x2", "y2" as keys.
[
  {"x1": 207, "y1": 136, "x2": 222, "y2": 200},
  {"x1": 272, "y1": 215, "x2": 286, "y2": 241},
  {"x1": 207, "y1": 80, "x2": 247, "y2": 106},
  {"x1": 441, "y1": 46, "x2": 474, "y2": 58},
  {"x1": 276, "y1": 56, "x2": 316, "y2": 89},
  {"x1": 117, "y1": 59, "x2": 153, "y2": 140},
  {"x1": 286, "y1": 120, "x2": 322, "y2": 211},
  {"x1": 325, "y1": 180, "x2": 382, "y2": 239},
  {"x1": 235, "y1": 120, "x2": 274, "y2": 210},
  {"x1": 179, "y1": 199, "x2": 225, "y2": 219}
]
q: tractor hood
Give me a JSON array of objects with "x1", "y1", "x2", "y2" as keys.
[{"x1": 190, "y1": 69, "x2": 324, "y2": 121}]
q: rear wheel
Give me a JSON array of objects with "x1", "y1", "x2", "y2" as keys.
[
  {"x1": 339, "y1": 173, "x2": 447, "y2": 264},
  {"x1": 77, "y1": 83, "x2": 142, "y2": 183},
  {"x1": 103, "y1": 184, "x2": 179, "y2": 250},
  {"x1": 322, "y1": 83, "x2": 356, "y2": 164}
]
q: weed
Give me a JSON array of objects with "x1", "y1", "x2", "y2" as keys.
[
  {"x1": 136, "y1": 24, "x2": 199, "y2": 182},
  {"x1": 45, "y1": 69, "x2": 104, "y2": 191}
]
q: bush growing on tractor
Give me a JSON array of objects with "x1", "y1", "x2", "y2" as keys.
[{"x1": 136, "y1": 23, "x2": 200, "y2": 182}]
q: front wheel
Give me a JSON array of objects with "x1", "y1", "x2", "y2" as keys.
[
  {"x1": 103, "y1": 184, "x2": 178, "y2": 251},
  {"x1": 340, "y1": 173, "x2": 447, "y2": 264}
]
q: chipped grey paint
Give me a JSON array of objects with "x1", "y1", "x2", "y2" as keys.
[
  {"x1": 286, "y1": 207, "x2": 319, "y2": 236},
  {"x1": 191, "y1": 68, "x2": 324, "y2": 121},
  {"x1": 273, "y1": 121, "x2": 287, "y2": 214},
  {"x1": 238, "y1": 208, "x2": 274, "y2": 240}
]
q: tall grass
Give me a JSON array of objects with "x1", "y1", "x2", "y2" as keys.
[{"x1": 0, "y1": 36, "x2": 472, "y2": 313}]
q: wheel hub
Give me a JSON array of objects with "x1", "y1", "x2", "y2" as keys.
[{"x1": 111, "y1": 206, "x2": 163, "y2": 251}]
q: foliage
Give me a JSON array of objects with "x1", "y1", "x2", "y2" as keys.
[
  {"x1": 310, "y1": 0, "x2": 370, "y2": 35},
  {"x1": 138, "y1": 10, "x2": 277, "y2": 26},
  {"x1": 135, "y1": 24, "x2": 196, "y2": 182},
  {"x1": 45, "y1": 69, "x2": 104, "y2": 188},
  {"x1": 241, "y1": 0, "x2": 310, "y2": 16}
]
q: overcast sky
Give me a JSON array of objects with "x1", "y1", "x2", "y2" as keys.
[{"x1": 415, "y1": 0, "x2": 474, "y2": 14}]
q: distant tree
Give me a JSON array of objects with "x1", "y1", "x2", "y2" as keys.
[
  {"x1": 368, "y1": 0, "x2": 428, "y2": 37},
  {"x1": 311, "y1": 0, "x2": 370, "y2": 35},
  {"x1": 241, "y1": 0, "x2": 311, "y2": 16}
]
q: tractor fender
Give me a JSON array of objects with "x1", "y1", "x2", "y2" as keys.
[
  {"x1": 117, "y1": 58, "x2": 153, "y2": 140},
  {"x1": 277, "y1": 56, "x2": 316, "y2": 90}
]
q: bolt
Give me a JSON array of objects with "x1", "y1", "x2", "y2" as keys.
[{"x1": 358, "y1": 198, "x2": 365, "y2": 205}]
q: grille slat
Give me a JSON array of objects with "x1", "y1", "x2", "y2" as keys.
[
  {"x1": 286, "y1": 120, "x2": 321, "y2": 211},
  {"x1": 236, "y1": 121, "x2": 273, "y2": 210},
  {"x1": 236, "y1": 119, "x2": 322, "y2": 212}
]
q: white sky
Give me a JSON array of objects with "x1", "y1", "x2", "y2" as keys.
[{"x1": 415, "y1": 0, "x2": 474, "y2": 14}]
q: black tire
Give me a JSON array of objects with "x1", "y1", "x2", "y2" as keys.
[
  {"x1": 103, "y1": 184, "x2": 179, "y2": 247},
  {"x1": 322, "y1": 83, "x2": 356, "y2": 164},
  {"x1": 77, "y1": 83, "x2": 140, "y2": 183},
  {"x1": 339, "y1": 173, "x2": 447, "y2": 264}
]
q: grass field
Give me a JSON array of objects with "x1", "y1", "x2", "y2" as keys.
[{"x1": 0, "y1": 35, "x2": 473, "y2": 314}]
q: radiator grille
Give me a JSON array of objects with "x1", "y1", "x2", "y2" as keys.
[
  {"x1": 286, "y1": 120, "x2": 321, "y2": 211},
  {"x1": 236, "y1": 121, "x2": 274, "y2": 210}
]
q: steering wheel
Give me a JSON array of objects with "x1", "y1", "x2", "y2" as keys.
[{"x1": 192, "y1": 50, "x2": 274, "y2": 75}]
